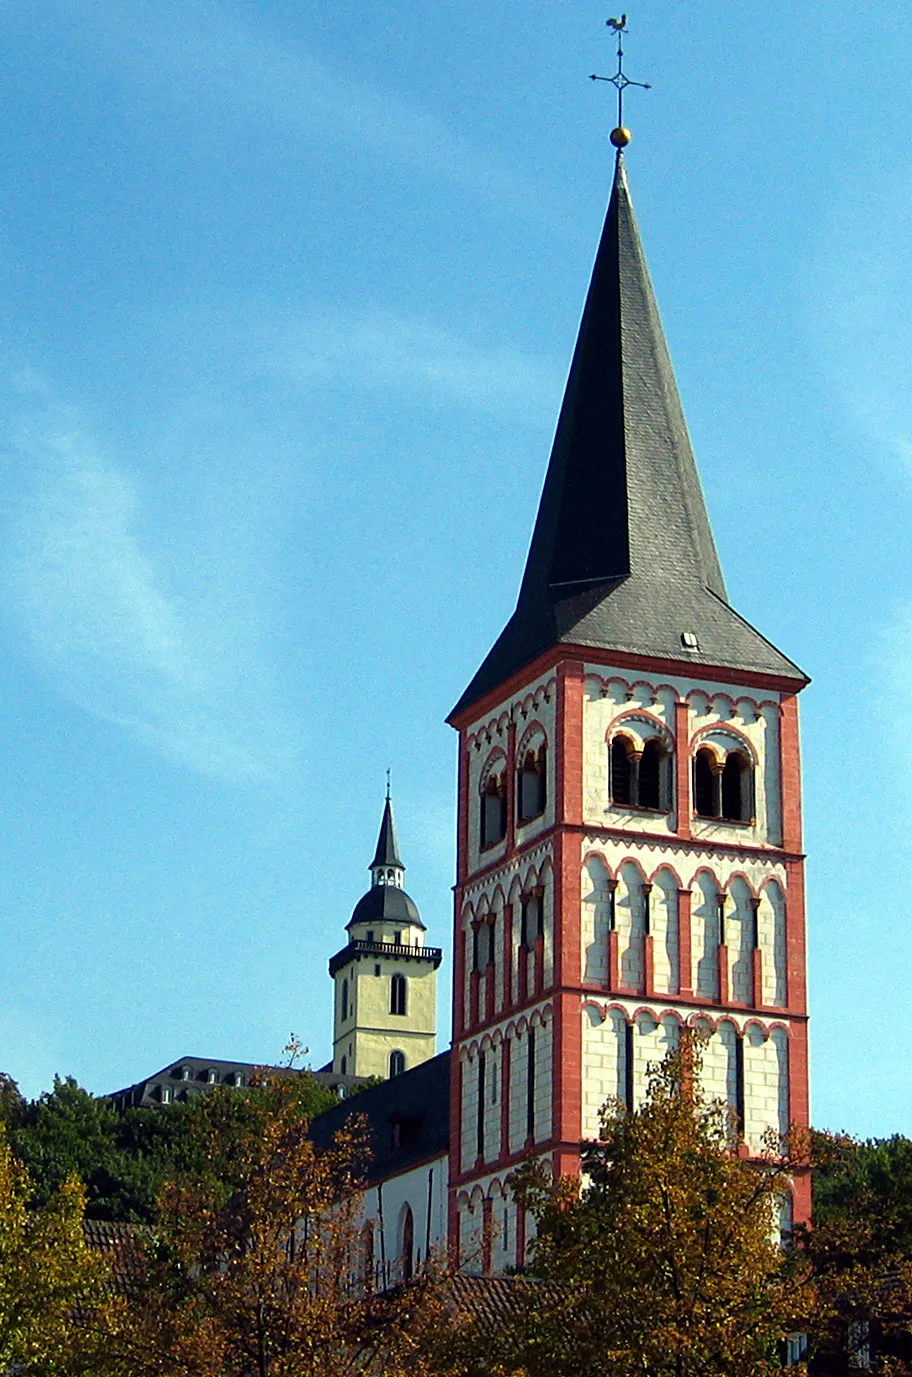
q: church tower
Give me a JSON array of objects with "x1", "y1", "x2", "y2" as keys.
[
  {"x1": 329, "y1": 793, "x2": 442, "y2": 1080},
  {"x1": 446, "y1": 151, "x2": 810, "y2": 1273}
]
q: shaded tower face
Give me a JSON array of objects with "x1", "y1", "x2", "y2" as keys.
[
  {"x1": 446, "y1": 154, "x2": 810, "y2": 1276},
  {"x1": 329, "y1": 795, "x2": 442, "y2": 1080}
]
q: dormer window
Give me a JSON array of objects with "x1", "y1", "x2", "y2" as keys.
[
  {"x1": 206, "y1": 1068, "x2": 218, "y2": 1085},
  {"x1": 180, "y1": 1065, "x2": 191, "y2": 1082}
]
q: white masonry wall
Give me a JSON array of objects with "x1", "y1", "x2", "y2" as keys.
[{"x1": 359, "y1": 1154, "x2": 449, "y2": 1289}]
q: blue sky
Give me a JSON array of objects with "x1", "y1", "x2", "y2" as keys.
[{"x1": 0, "y1": 0, "x2": 909, "y2": 1138}]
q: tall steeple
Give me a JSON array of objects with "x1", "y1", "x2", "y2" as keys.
[{"x1": 453, "y1": 153, "x2": 805, "y2": 718}]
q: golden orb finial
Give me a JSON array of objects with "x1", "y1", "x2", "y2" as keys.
[{"x1": 591, "y1": 16, "x2": 650, "y2": 148}]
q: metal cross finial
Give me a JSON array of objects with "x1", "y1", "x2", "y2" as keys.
[
  {"x1": 386, "y1": 768, "x2": 391, "y2": 800},
  {"x1": 590, "y1": 14, "x2": 651, "y2": 142}
]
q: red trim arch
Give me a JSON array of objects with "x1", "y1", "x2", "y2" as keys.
[
  {"x1": 479, "y1": 747, "x2": 508, "y2": 790},
  {"x1": 690, "y1": 720, "x2": 759, "y2": 767},
  {"x1": 517, "y1": 718, "x2": 548, "y2": 760},
  {"x1": 605, "y1": 707, "x2": 675, "y2": 746},
  {"x1": 647, "y1": 860, "x2": 685, "y2": 888}
]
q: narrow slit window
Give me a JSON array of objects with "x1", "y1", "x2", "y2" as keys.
[{"x1": 390, "y1": 973, "x2": 407, "y2": 1016}]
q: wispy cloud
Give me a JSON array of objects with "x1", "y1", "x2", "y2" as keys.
[
  {"x1": 263, "y1": 310, "x2": 561, "y2": 415},
  {"x1": 40, "y1": 0, "x2": 525, "y2": 210},
  {"x1": 1, "y1": 376, "x2": 302, "y2": 783},
  {"x1": 808, "y1": 171, "x2": 912, "y2": 470}
]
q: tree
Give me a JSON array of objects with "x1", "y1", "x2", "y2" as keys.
[
  {"x1": 799, "y1": 1132, "x2": 912, "y2": 1374},
  {"x1": 433, "y1": 1037, "x2": 812, "y2": 1377},
  {"x1": 115, "y1": 1072, "x2": 436, "y2": 1377},
  {"x1": 1, "y1": 1068, "x2": 339, "y2": 1223},
  {"x1": 0, "y1": 1126, "x2": 118, "y2": 1375}
]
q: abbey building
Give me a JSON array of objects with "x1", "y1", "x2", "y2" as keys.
[{"x1": 309, "y1": 146, "x2": 811, "y2": 1284}]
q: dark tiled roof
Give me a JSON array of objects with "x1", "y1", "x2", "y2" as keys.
[
  {"x1": 309, "y1": 1050, "x2": 450, "y2": 1183},
  {"x1": 452, "y1": 153, "x2": 806, "y2": 720},
  {"x1": 106, "y1": 1056, "x2": 367, "y2": 1111},
  {"x1": 345, "y1": 885, "x2": 425, "y2": 934},
  {"x1": 442, "y1": 1272, "x2": 567, "y2": 1331},
  {"x1": 83, "y1": 1219, "x2": 147, "y2": 1295}
]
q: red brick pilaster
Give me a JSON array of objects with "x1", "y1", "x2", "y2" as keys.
[
  {"x1": 674, "y1": 699, "x2": 691, "y2": 839},
  {"x1": 784, "y1": 858, "x2": 807, "y2": 1014},
  {"x1": 457, "y1": 733, "x2": 470, "y2": 884},
  {"x1": 482, "y1": 1198, "x2": 493, "y2": 1273},
  {"x1": 677, "y1": 888, "x2": 692, "y2": 997},
  {"x1": 608, "y1": 929, "x2": 619, "y2": 991},
  {"x1": 500, "y1": 1037, "x2": 511, "y2": 1161},
  {"x1": 643, "y1": 934, "x2": 654, "y2": 997},
  {"x1": 780, "y1": 693, "x2": 803, "y2": 853},
  {"x1": 505, "y1": 718, "x2": 517, "y2": 853},
  {"x1": 717, "y1": 944, "x2": 729, "y2": 1005},
  {"x1": 447, "y1": 1053, "x2": 463, "y2": 1267},
  {"x1": 552, "y1": 988, "x2": 582, "y2": 1156},
  {"x1": 751, "y1": 949, "x2": 763, "y2": 1009},
  {"x1": 453, "y1": 898, "x2": 467, "y2": 1042},
  {"x1": 788, "y1": 1019, "x2": 811, "y2": 1227},
  {"x1": 503, "y1": 903, "x2": 514, "y2": 1008},
  {"x1": 557, "y1": 659, "x2": 585, "y2": 828}
]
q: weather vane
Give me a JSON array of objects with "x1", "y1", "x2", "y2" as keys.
[{"x1": 590, "y1": 15, "x2": 651, "y2": 148}]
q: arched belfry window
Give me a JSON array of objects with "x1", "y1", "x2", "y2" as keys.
[
  {"x1": 694, "y1": 747, "x2": 718, "y2": 818},
  {"x1": 722, "y1": 750, "x2": 752, "y2": 822},
  {"x1": 480, "y1": 761, "x2": 507, "y2": 849},
  {"x1": 611, "y1": 736, "x2": 633, "y2": 805},
  {"x1": 694, "y1": 743, "x2": 754, "y2": 823},
  {"x1": 389, "y1": 1049, "x2": 405, "y2": 1078},
  {"x1": 517, "y1": 741, "x2": 547, "y2": 823},
  {"x1": 611, "y1": 731, "x2": 669, "y2": 810},
  {"x1": 390, "y1": 972, "x2": 407, "y2": 1016},
  {"x1": 638, "y1": 738, "x2": 665, "y2": 810}
]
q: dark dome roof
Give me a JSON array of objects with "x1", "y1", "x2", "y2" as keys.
[{"x1": 347, "y1": 885, "x2": 424, "y2": 931}]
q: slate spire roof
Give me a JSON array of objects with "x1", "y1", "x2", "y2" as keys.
[
  {"x1": 370, "y1": 793, "x2": 404, "y2": 872},
  {"x1": 452, "y1": 153, "x2": 806, "y2": 720}
]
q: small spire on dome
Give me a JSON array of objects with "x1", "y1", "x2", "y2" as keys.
[
  {"x1": 370, "y1": 790, "x2": 404, "y2": 873},
  {"x1": 590, "y1": 13, "x2": 650, "y2": 148}
]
